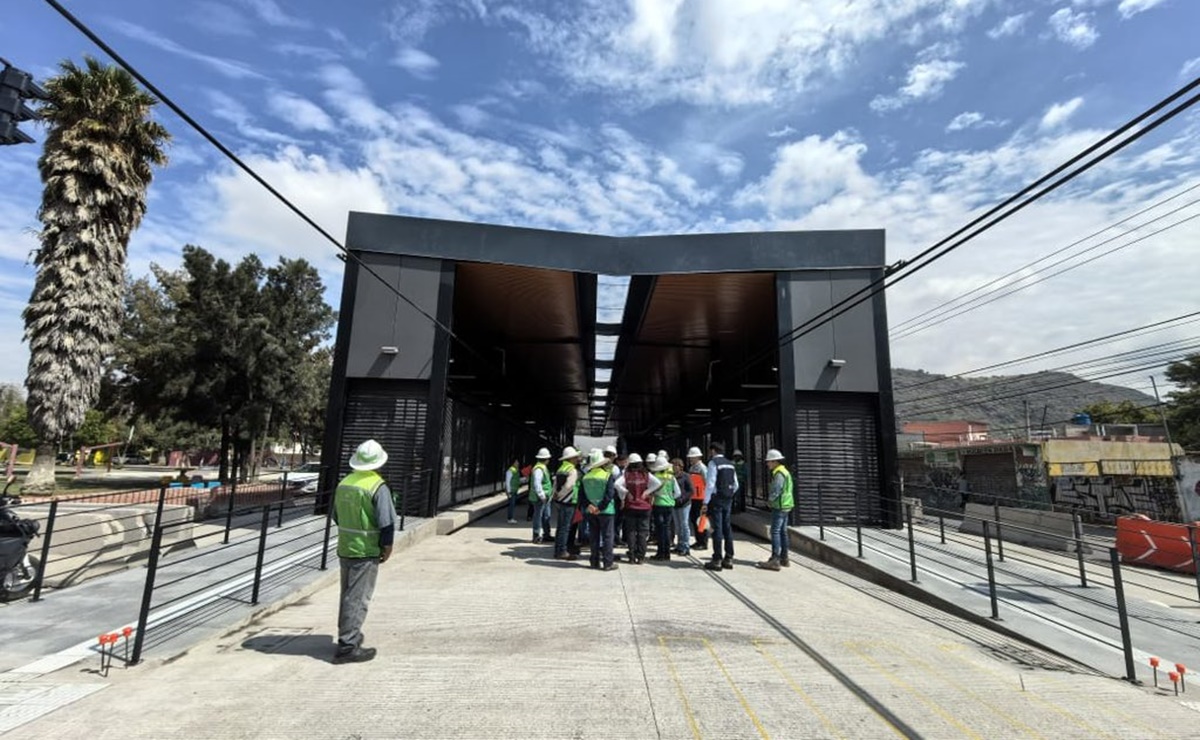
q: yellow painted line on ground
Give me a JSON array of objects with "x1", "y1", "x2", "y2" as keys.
[
  {"x1": 882, "y1": 643, "x2": 1046, "y2": 739},
  {"x1": 751, "y1": 639, "x2": 850, "y2": 740},
  {"x1": 936, "y1": 643, "x2": 1121, "y2": 740},
  {"x1": 845, "y1": 640, "x2": 985, "y2": 740},
  {"x1": 657, "y1": 636, "x2": 703, "y2": 740},
  {"x1": 701, "y1": 638, "x2": 771, "y2": 740}
]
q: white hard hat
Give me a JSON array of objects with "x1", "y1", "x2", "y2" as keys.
[
  {"x1": 765, "y1": 448, "x2": 785, "y2": 462},
  {"x1": 560, "y1": 446, "x2": 580, "y2": 460},
  {"x1": 604, "y1": 445, "x2": 618, "y2": 456},
  {"x1": 349, "y1": 439, "x2": 388, "y2": 471},
  {"x1": 588, "y1": 449, "x2": 609, "y2": 467},
  {"x1": 651, "y1": 457, "x2": 672, "y2": 472},
  {"x1": 535, "y1": 447, "x2": 551, "y2": 459},
  {"x1": 645, "y1": 453, "x2": 657, "y2": 464},
  {"x1": 657, "y1": 449, "x2": 668, "y2": 461},
  {"x1": 627, "y1": 452, "x2": 643, "y2": 465},
  {"x1": 687, "y1": 447, "x2": 703, "y2": 459}
]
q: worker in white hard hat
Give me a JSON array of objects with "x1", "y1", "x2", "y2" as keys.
[
  {"x1": 732, "y1": 449, "x2": 748, "y2": 512},
  {"x1": 581, "y1": 449, "x2": 619, "y2": 571},
  {"x1": 552, "y1": 446, "x2": 582, "y2": 560},
  {"x1": 605, "y1": 445, "x2": 627, "y2": 545},
  {"x1": 703, "y1": 442, "x2": 740, "y2": 571},
  {"x1": 686, "y1": 447, "x2": 708, "y2": 551},
  {"x1": 757, "y1": 449, "x2": 794, "y2": 571},
  {"x1": 530, "y1": 448, "x2": 553, "y2": 544},
  {"x1": 615, "y1": 452, "x2": 660, "y2": 564},
  {"x1": 332, "y1": 439, "x2": 397, "y2": 664}
]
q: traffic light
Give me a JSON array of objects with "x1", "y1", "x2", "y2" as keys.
[{"x1": 0, "y1": 60, "x2": 50, "y2": 145}]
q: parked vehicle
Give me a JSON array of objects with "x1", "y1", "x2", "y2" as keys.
[
  {"x1": 0, "y1": 476, "x2": 40, "y2": 601},
  {"x1": 288, "y1": 461, "x2": 322, "y2": 493}
]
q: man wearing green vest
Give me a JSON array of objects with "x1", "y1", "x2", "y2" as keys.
[
  {"x1": 581, "y1": 449, "x2": 619, "y2": 571},
  {"x1": 333, "y1": 439, "x2": 397, "y2": 663},
  {"x1": 552, "y1": 446, "x2": 581, "y2": 560},
  {"x1": 505, "y1": 457, "x2": 522, "y2": 524},
  {"x1": 757, "y1": 448, "x2": 794, "y2": 572},
  {"x1": 530, "y1": 448, "x2": 553, "y2": 543}
]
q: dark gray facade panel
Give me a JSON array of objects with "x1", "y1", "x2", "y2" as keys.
[
  {"x1": 828, "y1": 270, "x2": 880, "y2": 393},
  {"x1": 346, "y1": 254, "x2": 443, "y2": 380},
  {"x1": 786, "y1": 270, "x2": 878, "y2": 392},
  {"x1": 346, "y1": 212, "x2": 884, "y2": 275}
]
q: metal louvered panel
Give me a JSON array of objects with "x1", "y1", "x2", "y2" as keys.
[
  {"x1": 341, "y1": 380, "x2": 429, "y2": 518},
  {"x1": 793, "y1": 393, "x2": 881, "y2": 526}
]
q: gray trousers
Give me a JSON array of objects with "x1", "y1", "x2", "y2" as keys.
[{"x1": 338, "y1": 557, "x2": 379, "y2": 650}]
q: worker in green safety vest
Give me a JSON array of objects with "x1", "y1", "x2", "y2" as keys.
[
  {"x1": 758, "y1": 448, "x2": 794, "y2": 572},
  {"x1": 649, "y1": 456, "x2": 678, "y2": 561},
  {"x1": 530, "y1": 448, "x2": 553, "y2": 544},
  {"x1": 581, "y1": 449, "x2": 618, "y2": 571},
  {"x1": 505, "y1": 457, "x2": 522, "y2": 524},
  {"x1": 552, "y1": 446, "x2": 581, "y2": 560},
  {"x1": 332, "y1": 439, "x2": 397, "y2": 663}
]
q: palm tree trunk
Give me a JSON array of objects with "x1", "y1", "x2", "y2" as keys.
[{"x1": 22, "y1": 443, "x2": 57, "y2": 494}]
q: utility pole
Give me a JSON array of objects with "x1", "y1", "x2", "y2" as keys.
[
  {"x1": 1024, "y1": 400, "x2": 1031, "y2": 441},
  {"x1": 0, "y1": 58, "x2": 50, "y2": 145}
]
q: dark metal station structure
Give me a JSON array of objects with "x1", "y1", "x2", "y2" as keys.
[{"x1": 320, "y1": 214, "x2": 899, "y2": 526}]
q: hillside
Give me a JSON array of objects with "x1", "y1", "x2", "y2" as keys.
[{"x1": 893, "y1": 368, "x2": 1158, "y2": 435}]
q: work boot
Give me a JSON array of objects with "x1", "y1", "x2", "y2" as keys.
[
  {"x1": 693, "y1": 543, "x2": 707, "y2": 551},
  {"x1": 333, "y1": 647, "x2": 377, "y2": 664},
  {"x1": 565, "y1": 553, "x2": 578, "y2": 562},
  {"x1": 704, "y1": 559, "x2": 723, "y2": 571},
  {"x1": 779, "y1": 557, "x2": 790, "y2": 568},
  {"x1": 722, "y1": 558, "x2": 734, "y2": 570},
  {"x1": 603, "y1": 562, "x2": 619, "y2": 571},
  {"x1": 554, "y1": 552, "x2": 568, "y2": 560},
  {"x1": 756, "y1": 558, "x2": 781, "y2": 571}
]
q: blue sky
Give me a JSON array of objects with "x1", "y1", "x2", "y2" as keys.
[{"x1": 1, "y1": 0, "x2": 1198, "y2": 397}]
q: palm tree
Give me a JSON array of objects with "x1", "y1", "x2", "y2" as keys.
[{"x1": 21, "y1": 56, "x2": 170, "y2": 492}]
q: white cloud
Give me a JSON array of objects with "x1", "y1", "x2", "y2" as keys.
[
  {"x1": 451, "y1": 104, "x2": 490, "y2": 129},
  {"x1": 393, "y1": 48, "x2": 440, "y2": 78},
  {"x1": 1040, "y1": 97, "x2": 1085, "y2": 130},
  {"x1": 734, "y1": 132, "x2": 873, "y2": 216},
  {"x1": 987, "y1": 12, "x2": 1029, "y2": 38},
  {"x1": 1048, "y1": 8, "x2": 1099, "y2": 49},
  {"x1": 1117, "y1": 0, "x2": 1169, "y2": 19},
  {"x1": 241, "y1": 0, "x2": 310, "y2": 28},
  {"x1": 206, "y1": 90, "x2": 301, "y2": 144},
  {"x1": 201, "y1": 147, "x2": 389, "y2": 270},
  {"x1": 266, "y1": 91, "x2": 335, "y2": 132},
  {"x1": 189, "y1": 2, "x2": 254, "y2": 37},
  {"x1": 1181, "y1": 57, "x2": 1200, "y2": 80},
  {"x1": 496, "y1": 1, "x2": 989, "y2": 106},
  {"x1": 871, "y1": 57, "x2": 965, "y2": 112},
  {"x1": 946, "y1": 111, "x2": 1008, "y2": 132},
  {"x1": 107, "y1": 19, "x2": 266, "y2": 79},
  {"x1": 767, "y1": 125, "x2": 796, "y2": 139}
]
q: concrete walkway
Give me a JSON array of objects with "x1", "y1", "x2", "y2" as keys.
[{"x1": 6, "y1": 509, "x2": 1197, "y2": 739}]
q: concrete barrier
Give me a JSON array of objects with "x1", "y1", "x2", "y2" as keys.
[
  {"x1": 436, "y1": 492, "x2": 508, "y2": 535},
  {"x1": 959, "y1": 503, "x2": 1082, "y2": 552}
]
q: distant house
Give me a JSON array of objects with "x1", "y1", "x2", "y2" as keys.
[{"x1": 901, "y1": 420, "x2": 989, "y2": 445}]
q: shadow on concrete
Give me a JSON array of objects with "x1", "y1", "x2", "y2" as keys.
[
  {"x1": 241, "y1": 634, "x2": 336, "y2": 662},
  {"x1": 485, "y1": 537, "x2": 527, "y2": 545}
]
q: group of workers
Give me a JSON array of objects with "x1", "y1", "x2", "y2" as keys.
[{"x1": 504, "y1": 442, "x2": 796, "y2": 573}]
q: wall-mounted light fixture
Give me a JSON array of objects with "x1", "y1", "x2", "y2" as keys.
[
  {"x1": 828, "y1": 358, "x2": 846, "y2": 368},
  {"x1": 380, "y1": 346, "x2": 399, "y2": 355}
]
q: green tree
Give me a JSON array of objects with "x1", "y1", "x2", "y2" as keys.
[
  {"x1": 22, "y1": 57, "x2": 169, "y2": 493},
  {"x1": 1080, "y1": 399, "x2": 1159, "y2": 425},
  {"x1": 1166, "y1": 355, "x2": 1200, "y2": 451},
  {"x1": 0, "y1": 406, "x2": 39, "y2": 449},
  {"x1": 0, "y1": 384, "x2": 24, "y2": 424}
]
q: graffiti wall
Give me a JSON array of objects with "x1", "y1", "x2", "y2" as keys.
[{"x1": 1052, "y1": 475, "x2": 1181, "y2": 522}]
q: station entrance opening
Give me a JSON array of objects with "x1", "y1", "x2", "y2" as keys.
[{"x1": 320, "y1": 214, "x2": 899, "y2": 527}]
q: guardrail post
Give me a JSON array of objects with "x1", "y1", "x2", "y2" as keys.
[
  {"x1": 993, "y1": 499, "x2": 1004, "y2": 562},
  {"x1": 1074, "y1": 513, "x2": 1089, "y2": 588},
  {"x1": 277, "y1": 472, "x2": 288, "y2": 528},
  {"x1": 224, "y1": 476, "x2": 238, "y2": 544},
  {"x1": 982, "y1": 520, "x2": 1000, "y2": 620},
  {"x1": 938, "y1": 512, "x2": 946, "y2": 544},
  {"x1": 905, "y1": 502, "x2": 918, "y2": 582},
  {"x1": 130, "y1": 521, "x2": 166, "y2": 665},
  {"x1": 854, "y1": 488, "x2": 864, "y2": 559},
  {"x1": 152, "y1": 485, "x2": 167, "y2": 529},
  {"x1": 1109, "y1": 548, "x2": 1138, "y2": 683},
  {"x1": 32, "y1": 499, "x2": 58, "y2": 602},
  {"x1": 816, "y1": 483, "x2": 824, "y2": 541},
  {"x1": 250, "y1": 506, "x2": 270, "y2": 605}
]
